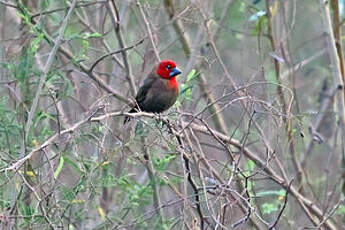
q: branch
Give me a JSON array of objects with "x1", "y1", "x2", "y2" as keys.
[
  {"x1": 265, "y1": 0, "x2": 287, "y2": 114},
  {"x1": 1, "y1": 111, "x2": 159, "y2": 172},
  {"x1": 2, "y1": 107, "x2": 102, "y2": 172},
  {"x1": 67, "y1": 0, "x2": 124, "y2": 68},
  {"x1": 30, "y1": 1, "x2": 107, "y2": 20},
  {"x1": 157, "y1": 118, "x2": 206, "y2": 229},
  {"x1": 163, "y1": 0, "x2": 228, "y2": 134},
  {"x1": 269, "y1": 179, "x2": 293, "y2": 230},
  {"x1": 107, "y1": 0, "x2": 137, "y2": 96},
  {"x1": 22, "y1": 0, "x2": 78, "y2": 155},
  {"x1": 188, "y1": 122, "x2": 337, "y2": 230},
  {"x1": 136, "y1": 0, "x2": 161, "y2": 62},
  {"x1": 89, "y1": 38, "x2": 145, "y2": 73},
  {"x1": 301, "y1": 84, "x2": 343, "y2": 168},
  {"x1": 20, "y1": 4, "x2": 132, "y2": 105},
  {"x1": 56, "y1": 40, "x2": 132, "y2": 104},
  {"x1": 0, "y1": 0, "x2": 17, "y2": 9}
]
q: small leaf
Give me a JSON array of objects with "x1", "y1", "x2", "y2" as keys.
[
  {"x1": 187, "y1": 69, "x2": 200, "y2": 82},
  {"x1": 32, "y1": 139, "x2": 39, "y2": 147},
  {"x1": 246, "y1": 160, "x2": 255, "y2": 171},
  {"x1": 249, "y1": 10, "x2": 266, "y2": 21},
  {"x1": 186, "y1": 69, "x2": 196, "y2": 82},
  {"x1": 100, "y1": 161, "x2": 112, "y2": 167},
  {"x1": 83, "y1": 32, "x2": 102, "y2": 39},
  {"x1": 256, "y1": 189, "x2": 285, "y2": 197},
  {"x1": 336, "y1": 205, "x2": 345, "y2": 215},
  {"x1": 262, "y1": 203, "x2": 279, "y2": 214},
  {"x1": 97, "y1": 207, "x2": 106, "y2": 221},
  {"x1": 64, "y1": 156, "x2": 83, "y2": 174},
  {"x1": 71, "y1": 199, "x2": 85, "y2": 204},
  {"x1": 179, "y1": 85, "x2": 193, "y2": 96},
  {"x1": 26, "y1": 171, "x2": 36, "y2": 177},
  {"x1": 54, "y1": 156, "x2": 65, "y2": 179},
  {"x1": 252, "y1": 15, "x2": 267, "y2": 36},
  {"x1": 82, "y1": 40, "x2": 89, "y2": 49},
  {"x1": 278, "y1": 195, "x2": 285, "y2": 201},
  {"x1": 31, "y1": 33, "x2": 44, "y2": 52}
]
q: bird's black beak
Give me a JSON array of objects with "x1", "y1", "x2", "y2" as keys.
[{"x1": 169, "y1": 67, "x2": 182, "y2": 77}]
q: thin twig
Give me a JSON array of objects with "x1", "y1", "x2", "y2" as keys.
[
  {"x1": 89, "y1": 38, "x2": 145, "y2": 73},
  {"x1": 136, "y1": 0, "x2": 161, "y2": 62},
  {"x1": 25, "y1": 6, "x2": 132, "y2": 104},
  {"x1": 21, "y1": 0, "x2": 78, "y2": 157},
  {"x1": 301, "y1": 84, "x2": 343, "y2": 168},
  {"x1": 188, "y1": 122, "x2": 337, "y2": 230},
  {"x1": 0, "y1": 0, "x2": 17, "y2": 9},
  {"x1": 30, "y1": 1, "x2": 107, "y2": 20},
  {"x1": 269, "y1": 179, "x2": 293, "y2": 230},
  {"x1": 108, "y1": 0, "x2": 137, "y2": 95},
  {"x1": 163, "y1": 120, "x2": 206, "y2": 229},
  {"x1": 2, "y1": 107, "x2": 103, "y2": 172},
  {"x1": 163, "y1": 0, "x2": 228, "y2": 134}
]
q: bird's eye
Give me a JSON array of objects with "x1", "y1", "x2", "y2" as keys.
[{"x1": 166, "y1": 65, "x2": 171, "y2": 70}]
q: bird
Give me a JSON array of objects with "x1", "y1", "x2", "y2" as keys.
[{"x1": 124, "y1": 59, "x2": 181, "y2": 123}]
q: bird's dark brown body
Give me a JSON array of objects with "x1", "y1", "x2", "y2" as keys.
[
  {"x1": 124, "y1": 60, "x2": 181, "y2": 123},
  {"x1": 134, "y1": 72, "x2": 179, "y2": 113}
]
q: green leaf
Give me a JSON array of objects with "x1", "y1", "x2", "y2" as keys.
[
  {"x1": 262, "y1": 203, "x2": 279, "y2": 214},
  {"x1": 31, "y1": 33, "x2": 44, "y2": 53},
  {"x1": 83, "y1": 32, "x2": 102, "y2": 39},
  {"x1": 246, "y1": 159, "x2": 255, "y2": 171},
  {"x1": 252, "y1": 15, "x2": 267, "y2": 36},
  {"x1": 186, "y1": 69, "x2": 200, "y2": 82},
  {"x1": 54, "y1": 156, "x2": 64, "y2": 179},
  {"x1": 154, "y1": 154, "x2": 176, "y2": 171},
  {"x1": 256, "y1": 189, "x2": 285, "y2": 197},
  {"x1": 179, "y1": 84, "x2": 193, "y2": 96},
  {"x1": 336, "y1": 205, "x2": 345, "y2": 215},
  {"x1": 186, "y1": 69, "x2": 196, "y2": 82},
  {"x1": 64, "y1": 156, "x2": 83, "y2": 175}
]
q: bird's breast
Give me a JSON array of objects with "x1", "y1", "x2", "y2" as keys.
[
  {"x1": 141, "y1": 78, "x2": 178, "y2": 113},
  {"x1": 167, "y1": 78, "x2": 178, "y2": 91}
]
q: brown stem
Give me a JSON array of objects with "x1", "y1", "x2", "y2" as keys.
[
  {"x1": 136, "y1": 0, "x2": 161, "y2": 62},
  {"x1": 108, "y1": 0, "x2": 137, "y2": 96},
  {"x1": 265, "y1": 0, "x2": 287, "y2": 114},
  {"x1": 330, "y1": 0, "x2": 345, "y2": 199},
  {"x1": 163, "y1": 0, "x2": 228, "y2": 134},
  {"x1": 141, "y1": 136, "x2": 165, "y2": 225},
  {"x1": 264, "y1": 0, "x2": 304, "y2": 188},
  {"x1": 188, "y1": 122, "x2": 337, "y2": 230}
]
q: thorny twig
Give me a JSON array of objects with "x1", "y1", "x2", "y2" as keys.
[
  {"x1": 2, "y1": 107, "x2": 103, "y2": 172},
  {"x1": 269, "y1": 179, "x2": 293, "y2": 230},
  {"x1": 162, "y1": 120, "x2": 206, "y2": 229}
]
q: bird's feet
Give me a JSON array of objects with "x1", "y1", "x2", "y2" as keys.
[
  {"x1": 154, "y1": 113, "x2": 173, "y2": 130},
  {"x1": 154, "y1": 113, "x2": 164, "y2": 127}
]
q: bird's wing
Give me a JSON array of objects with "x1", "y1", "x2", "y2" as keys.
[{"x1": 135, "y1": 74, "x2": 157, "y2": 107}]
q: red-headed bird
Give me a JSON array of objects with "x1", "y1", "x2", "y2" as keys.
[{"x1": 124, "y1": 60, "x2": 181, "y2": 123}]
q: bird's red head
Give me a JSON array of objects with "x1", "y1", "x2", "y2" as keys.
[{"x1": 156, "y1": 60, "x2": 182, "y2": 79}]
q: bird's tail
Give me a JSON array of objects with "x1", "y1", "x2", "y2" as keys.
[{"x1": 123, "y1": 107, "x2": 137, "y2": 124}]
